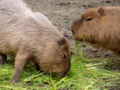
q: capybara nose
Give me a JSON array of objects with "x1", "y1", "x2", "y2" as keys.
[
  {"x1": 63, "y1": 69, "x2": 69, "y2": 75},
  {"x1": 71, "y1": 30, "x2": 75, "y2": 34},
  {"x1": 59, "y1": 68, "x2": 70, "y2": 77}
]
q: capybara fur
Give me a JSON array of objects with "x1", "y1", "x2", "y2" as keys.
[
  {"x1": 0, "y1": 0, "x2": 71, "y2": 83},
  {"x1": 71, "y1": 6, "x2": 120, "y2": 55}
]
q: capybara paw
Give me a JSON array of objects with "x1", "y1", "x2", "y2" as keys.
[{"x1": 11, "y1": 80, "x2": 20, "y2": 84}]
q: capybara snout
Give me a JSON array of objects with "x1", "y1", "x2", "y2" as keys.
[
  {"x1": 71, "y1": 6, "x2": 120, "y2": 55},
  {"x1": 0, "y1": 0, "x2": 71, "y2": 83}
]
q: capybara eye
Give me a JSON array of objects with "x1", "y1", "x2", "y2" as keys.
[
  {"x1": 63, "y1": 53, "x2": 66, "y2": 59},
  {"x1": 71, "y1": 30, "x2": 75, "y2": 34},
  {"x1": 86, "y1": 18, "x2": 93, "y2": 21}
]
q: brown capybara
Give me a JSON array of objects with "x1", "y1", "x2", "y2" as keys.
[
  {"x1": 0, "y1": 0, "x2": 71, "y2": 83},
  {"x1": 71, "y1": 6, "x2": 120, "y2": 55}
]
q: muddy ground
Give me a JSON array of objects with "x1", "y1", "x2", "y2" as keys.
[{"x1": 24, "y1": 0, "x2": 120, "y2": 58}]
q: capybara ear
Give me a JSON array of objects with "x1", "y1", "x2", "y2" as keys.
[
  {"x1": 58, "y1": 38, "x2": 66, "y2": 46},
  {"x1": 98, "y1": 7, "x2": 104, "y2": 16}
]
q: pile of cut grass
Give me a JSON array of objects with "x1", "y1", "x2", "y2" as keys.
[{"x1": 0, "y1": 42, "x2": 120, "y2": 90}]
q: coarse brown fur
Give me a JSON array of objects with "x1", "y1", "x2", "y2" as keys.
[
  {"x1": 71, "y1": 6, "x2": 120, "y2": 55},
  {"x1": 0, "y1": 0, "x2": 71, "y2": 83}
]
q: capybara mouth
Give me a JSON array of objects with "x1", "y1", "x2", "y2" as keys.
[
  {"x1": 74, "y1": 38, "x2": 83, "y2": 41},
  {"x1": 75, "y1": 38, "x2": 83, "y2": 41},
  {"x1": 79, "y1": 38, "x2": 83, "y2": 41},
  {"x1": 55, "y1": 73, "x2": 66, "y2": 77},
  {"x1": 57, "y1": 69, "x2": 70, "y2": 77},
  {"x1": 54, "y1": 70, "x2": 68, "y2": 77}
]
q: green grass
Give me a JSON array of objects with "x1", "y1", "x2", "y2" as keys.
[{"x1": 0, "y1": 42, "x2": 120, "y2": 90}]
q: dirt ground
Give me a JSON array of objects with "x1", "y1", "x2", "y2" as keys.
[{"x1": 24, "y1": 0, "x2": 120, "y2": 58}]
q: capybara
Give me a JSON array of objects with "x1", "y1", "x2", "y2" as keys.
[
  {"x1": 0, "y1": 0, "x2": 71, "y2": 83},
  {"x1": 71, "y1": 6, "x2": 120, "y2": 55}
]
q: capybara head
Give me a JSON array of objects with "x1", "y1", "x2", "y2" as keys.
[
  {"x1": 71, "y1": 6, "x2": 120, "y2": 53},
  {"x1": 39, "y1": 37, "x2": 71, "y2": 77},
  {"x1": 71, "y1": 6, "x2": 106, "y2": 41}
]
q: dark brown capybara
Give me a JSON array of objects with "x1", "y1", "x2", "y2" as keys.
[
  {"x1": 0, "y1": 0, "x2": 71, "y2": 83},
  {"x1": 71, "y1": 6, "x2": 120, "y2": 55}
]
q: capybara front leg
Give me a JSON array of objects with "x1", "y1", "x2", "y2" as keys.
[
  {"x1": 0, "y1": 54, "x2": 7, "y2": 65},
  {"x1": 12, "y1": 53, "x2": 28, "y2": 83},
  {"x1": 35, "y1": 63, "x2": 43, "y2": 72},
  {"x1": 35, "y1": 63, "x2": 40, "y2": 71}
]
